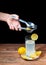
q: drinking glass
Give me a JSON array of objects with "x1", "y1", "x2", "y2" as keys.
[{"x1": 25, "y1": 35, "x2": 36, "y2": 57}]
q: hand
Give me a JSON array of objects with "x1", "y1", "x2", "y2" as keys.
[{"x1": 6, "y1": 14, "x2": 21, "y2": 31}]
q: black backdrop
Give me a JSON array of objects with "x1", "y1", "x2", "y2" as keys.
[{"x1": 0, "y1": 0, "x2": 46, "y2": 43}]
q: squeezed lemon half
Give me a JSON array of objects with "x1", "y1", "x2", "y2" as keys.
[
  {"x1": 18, "y1": 47, "x2": 26, "y2": 55},
  {"x1": 26, "y1": 27, "x2": 32, "y2": 31},
  {"x1": 31, "y1": 33, "x2": 38, "y2": 41}
]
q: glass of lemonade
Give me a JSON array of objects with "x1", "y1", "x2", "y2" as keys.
[{"x1": 25, "y1": 35, "x2": 36, "y2": 57}]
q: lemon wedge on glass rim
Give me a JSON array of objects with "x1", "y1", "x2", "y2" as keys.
[{"x1": 31, "y1": 33, "x2": 38, "y2": 41}]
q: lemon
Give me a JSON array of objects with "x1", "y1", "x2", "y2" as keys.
[
  {"x1": 18, "y1": 47, "x2": 26, "y2": 55},
  {"x1": 30, "y1": 53, "x2": 37, "y2": 59},
  {"x1": 21, "y1": 54, "x2": 27, "y2": 59},
  {"x1": 31, "y1": 33, "x2": 38, "y2": 41},
  {"x1": 26, "y1": 27, "x2": 32, "y2": 31},
  {"x1": 35, "y1": 51, "x2": 42, "y2": 56},
  {"x1": 30, "y1": 51, "x2": 42, "y2": 59}
]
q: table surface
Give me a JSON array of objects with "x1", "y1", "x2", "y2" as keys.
[{"x1": 0, "y1": 44, "x2": 46, "y2": 65}]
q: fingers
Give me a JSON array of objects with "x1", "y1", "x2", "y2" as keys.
[
  {"x1": 18, "y1": 23, "x2": 21, "y2": 31},
  {"x1": 7, "y1": 14, "x2": 21, "y2": 31},
  {"x1": 8, "y1": 23, "x2": 14, "y2": 30},
  {"x1": 12, "y1": 21, "x2": 21, "y2": 31},
  {"x1": 10, "y1": 26, "x2": 14, "y2": 30},
  {"x1": 10, "y1": 14, "x2": 21, "y2": 31},
  {"x1": 8, "y1": 21, "x2": 21, "y2": 31}
]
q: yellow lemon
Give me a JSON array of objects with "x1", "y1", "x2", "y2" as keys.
[
  {"x1": 21, "y1": 54, "x2": 27, "y2": 59},
  {"x1": 31, "y1": 33, "x2": 38, "y2": 41},
  {"x1": 26, "y1": 27, "x2": 32, "y2": 31},
  {"x1": 18, "y1": 47, "x2": 26, "y2": 55},
  {"x1": 35, "y1": 51, "x2": 42, "y2": 56},
  {"x1": 30, "y1": 53, "x2": 37, "y2": 59}
]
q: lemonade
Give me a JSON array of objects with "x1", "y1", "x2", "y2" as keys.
[{"x1": 25, "y1": 35, "x2": 36, "y2": 57}]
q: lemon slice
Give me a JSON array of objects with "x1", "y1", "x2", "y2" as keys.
[
  {"x1": 35, "y1": 51, "x2": 42, "y2": 56},
  {"x1": 31, "y1": 33, "x2": 38, "y2": 41},
  {"x1": 30, "y1": 51, "x2": 42, "y2": 59},
  {"x1": 21, "y1": 54, "x2": 28, "y2": 59},
  {"x1": 30, "y1": 53, "x2": 37, "y2": 59},
  {"x1": 18, "y1": 47, "x2": 26, "y2": 55}
]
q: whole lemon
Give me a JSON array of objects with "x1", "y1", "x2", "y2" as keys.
[{"x1": 18, "y1": 47, "x2": 26, "y2": 55}]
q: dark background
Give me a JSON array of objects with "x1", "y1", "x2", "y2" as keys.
[{"x1": 0, "y1": 0, "x2": 46, "y2": 43}]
